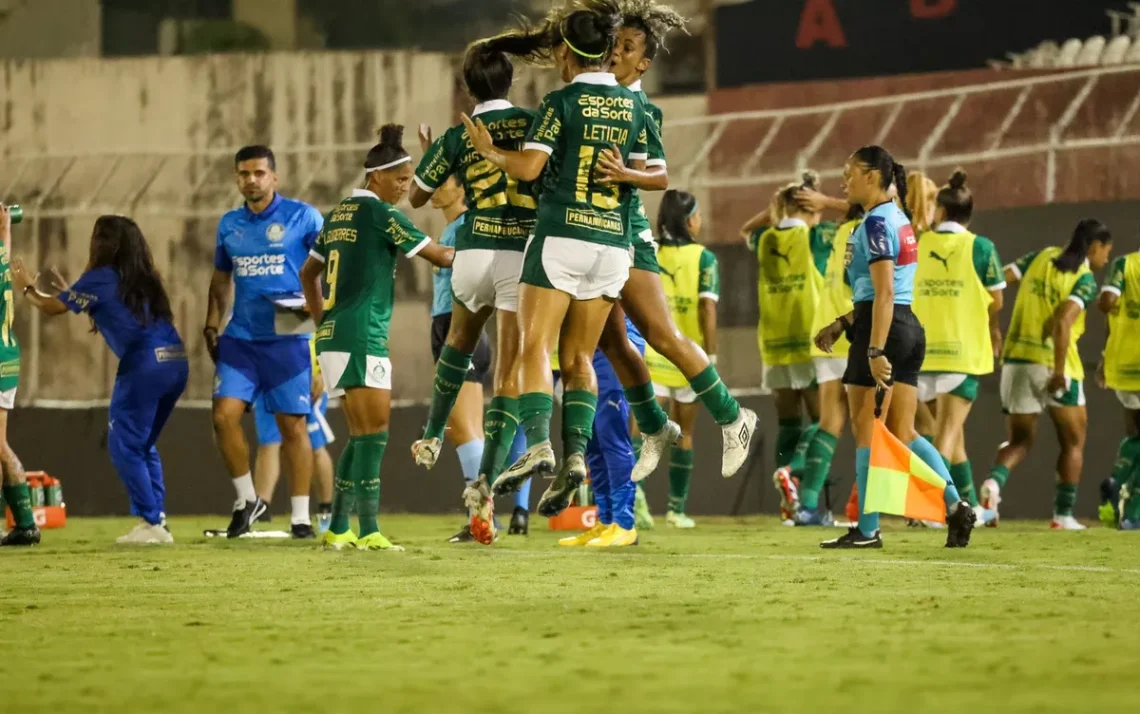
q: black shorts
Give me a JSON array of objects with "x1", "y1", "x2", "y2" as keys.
[
  {"x1": 430, "y1": 313, "x2": 492, "y2": 384},
  {"x1": 843, "y1": 302, "x2": 926, "y2": 388}
]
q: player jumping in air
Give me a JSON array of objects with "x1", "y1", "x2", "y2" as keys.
[
  {"x1": 300, "y1": 125, "x2": 454, "y2": 551},
  {"x1": 14, "y1": 216, "x2": 188, "y2": 544},
  {"x1": 205, "y1": 146, "x2": 325, "y2": 539}
]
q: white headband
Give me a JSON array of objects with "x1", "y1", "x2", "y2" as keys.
[{"x1": 365, "y1": 156, "x2": 411, "y2": 173}]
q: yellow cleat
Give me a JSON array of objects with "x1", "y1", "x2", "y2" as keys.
[
  {"x1": 355, "y1": 532, "x2": 405, "y2": 551},
  {"x1": 322, "y1": 530, "x2": 358, "y2": 550},
  {"x1": 558, "y1": 523, "x2": 608, "y2": 547},
  {"x1": 586, "y1": 525, "x2": 639, "y2": 548}
]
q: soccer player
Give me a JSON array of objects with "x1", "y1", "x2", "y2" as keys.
[
  {"x1": 814, "y1": 146, "x2": 975, "y2": 549},
  {"x1": 912, "y1": 170, "x2": 1004, "y2": 516},
  {"x1": 644, "y1": 190, "x2": 719, "y2": 529},
  {"x1": 0, "y1": 205, "x2": 39, "y2": 547},
  {"x1": 1098, "y1": 244, "x2": 1140, "y2": 529},
  {"x1": 205, "y1": 145, "x2": 324, "y2": 539},
  {"x1": 300, "y1": 124, "x2": 454, "y2": 551},
  {"x1": 981, "y1": 219, "x2": 1113, "y2": 528},
  {"x1": 14, "y1": 216, "x2": 188, "y2": 544}
]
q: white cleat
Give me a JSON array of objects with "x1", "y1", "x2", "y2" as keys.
[
  {"x1": 665, "y1": 511, "x2": 696, "y2": 529},
  {"x1": 116, "y1": 521, "x2": 174, "y2": 545},
  {"x1": 632, "y1": 420, "x2": 681, "y2": 483},
  {"x1": 412, "y1": 438, "x2": 442, "y2": 470},
  {"x1": 721, "y1": 408, "x2": 758, "y2": 478},
  {"x1": 980, "y1": 478, "x2": 1001, "y2": 527},
  {"x1": 1050, "y1": 514, "x2": 1087, "y2": 531},
  {"x1": 494, "y1": 441, "x2": 556, "y2": 496}
]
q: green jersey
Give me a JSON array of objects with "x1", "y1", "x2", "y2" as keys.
[
  {"x1": 311, "y1": 189, "x2": 430, "y2": 359},
  {"x1": 0, "y1": 243, "x2": 19, "y2": 394},
  {"x1": 628, "y1": 84, "x2": 666, "y2": 242},
  {"x1": 524, "y1": 72, "x2": 656, "y2": 248},
  {"x1": 415, "y1": 101, "x2": 538, "y2": 253}
]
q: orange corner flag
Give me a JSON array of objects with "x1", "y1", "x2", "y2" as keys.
[{"x1": 863, "y1": 420, "x2": 948, "y2": 524}]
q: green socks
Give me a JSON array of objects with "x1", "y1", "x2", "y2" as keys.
[
  {"x1": 519, "y1": 392, "x2": 554, "y2": 448},
  {"x1": 788, "y1": 423, "x2": 818, "y2": 476},
  {"x1": 668, "y1": 447, "x2": 694, "y2": 513},
  {"x1": 330, "y1": 440, "x2": 356, "y2": 535},
  {"x1": 799, "y1": 428, "x2": 839, "y2": 511},
  {"x1": 989, "y1": 464, "x2": 1010, "y2": 489},
  {"x1": 478, "y1": 396, "x2": 519, "y2": 485},
  {"x1": 352, "y1": 432, "x2": 388, "y2": 537},
  {"x1": 950, "y1": 462, "x2": 978, "y2": 507},
  {"x1": 1054, "y1": 481, "x2": 1078, "y2": 517},
  {"x1": 689, "y1": 365, "x2": 740, "y2": 426},
  {"x1": 776, "y1": 418, "x2": 803, "y2": 469},
  {"x1": 562, "y1": 390, "x2": 598, "y2": 457},
  {"x1": 1116, "y1": 437, "x2": 1140, "y2": 522},
  {"x1": 2, "y1": 483, "x2": 35, "y2": 530},
  {"x1": 632, "y1": 435, "x2": 644, "y2": 459},
  {"x1": 424, "y1": 346, "x2": 473, "y2": 440},
  {"x1": 624, "y1": 382, "x2": 668, "y2": 435}
]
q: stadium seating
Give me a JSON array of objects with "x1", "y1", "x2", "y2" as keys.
[
  {"x1": 1074, "y1": 35, "x2": 1107, "y2": 66},
  {"x1": 1101, "y1": 35, "x2": 1132, "y2": 65}
]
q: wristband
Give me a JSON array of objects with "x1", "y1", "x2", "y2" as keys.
[
  {"x1": 837, "y1": 314, "x2": 851, "y2": 330},
  {"x1": 868, "y1": 347, "x2": 886, "y2": 359}
]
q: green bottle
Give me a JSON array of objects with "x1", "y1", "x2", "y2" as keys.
[{"x1": 3, "y1": 204, "x2": 21, "y2": 225}]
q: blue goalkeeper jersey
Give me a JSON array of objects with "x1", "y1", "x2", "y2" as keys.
[
  {"x1": 60, "y1": 266, "x2": 183, "y2": 359},
  {"x1": 214, "y1": 193, "x2": 324, "y2": 342}
]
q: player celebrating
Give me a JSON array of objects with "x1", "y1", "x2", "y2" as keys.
[
  {"x1": 814, "y1": 146, "x2": 975, "y2": 549},
  {"x1": 14, "y1": 216, "x2": 188, "y2": 544},
  {"x1": 205, "y1": 145, "x2": 324, "y2": 539},
  {"x1": 982, "y1": 219, "x2": 1113, "y2": 528},
  {"x1": 1098, "y1": 244, "x2": 1140, "y2": 529},
  {"x1": 644, "y1": 190, "x2": 719, "y2": 529},
  {"x1": 300, "y1": 125, "x2": 453, "y2": 551},
  {"x1": 0, "y1": 205, "x2": 39, "y2": 546},
  {"x1": 912, "y1": 170, "x2": 1004, "y2": 514}
]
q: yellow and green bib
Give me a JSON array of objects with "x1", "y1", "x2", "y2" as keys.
[
  {"x1": 756, "y1": 222, "x2": 821, "y2": 366},
  {"x1": 647, "y1": 243, "x2": 706, "y2": 388},
  {"x1": 913, "y1": 229, "x2": 995, "y2": 375}
]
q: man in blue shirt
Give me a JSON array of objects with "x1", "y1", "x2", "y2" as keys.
[{"x1": 204, "y1": 145, "x2": 325, "y2": 539}]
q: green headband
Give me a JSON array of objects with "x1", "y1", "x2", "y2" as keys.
[{"x1": 561, "y1": 20, "x2": 608, "y2": 59}]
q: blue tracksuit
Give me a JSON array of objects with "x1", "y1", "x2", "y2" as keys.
[
  {"x1": 213, "y1": 194, "x2": 323, "y2": 415},
  {"x1": 60, "y1": 267, "x2": 189, "y2": 525}
]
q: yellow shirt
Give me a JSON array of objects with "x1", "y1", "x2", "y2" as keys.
[
  {"x1": 1103, "y1": 252, "x2": 1140, "y2": 391},
  {"x1": 753, "y1": 220, "x2": 822, "y2": 366},
  {"x1": 809, "y1": 219, "x2": 857, "y2": 359},
  {"x1": 646, "y1": 243, "x2": 720, "y2": 388}
]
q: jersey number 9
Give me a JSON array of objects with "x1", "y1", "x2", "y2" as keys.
[
  {"x1": 576, "y1": 147, "x2": 620, "y2": 210},
  {"x1": 466, "y1": 160, "x2": 536, "y2": 210},
  {"x1": 324, "y1": 250, "x2": 340, "y2": 311}
]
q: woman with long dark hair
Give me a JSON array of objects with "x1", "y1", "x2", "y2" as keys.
[{"x1": 13, "y1": 215, "x2": 189, "y2": 544}]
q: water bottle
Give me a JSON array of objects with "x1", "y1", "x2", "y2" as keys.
[{"x1": 1, "y1": 204, "x2": 21, "y2": 225}]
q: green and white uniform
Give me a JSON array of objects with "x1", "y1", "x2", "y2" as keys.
[
  {"x1": 0, "y1": 243, "x2": 18, "y2": 409},
  {"x1": 414, "y1": 100, "x2": 538, "y2": 313},
  {"x1": 311, "y1": 188, "x2": 431, "y2": 394},
  {"x1": 521, "y1": 72, "x2": 655, "y2": 300},
  {"x1": 628, "y1": 79, "x2": 667, "y2": 275}
]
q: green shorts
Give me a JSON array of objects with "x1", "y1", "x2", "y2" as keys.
[
  {"x1": 521, "y1": 235, "x2": 631, "y2": 300},
  {"x1": 917, "y1": 373, "x2": 979, "y2": 403},
  {"x1": 631, "y1": 238, "x2": 659, "y2": 274}
]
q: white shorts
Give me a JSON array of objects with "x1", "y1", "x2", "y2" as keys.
[
  {"x1": 813, "y1": 357, "x2": 847, "y2": 385},
  {"x1": 524, "y1": 236, "x2": 631, "y2": 301},
  {"x1": 1116, "y1": 390, "x2": 1140, "y2": 410},
  {"x1": 0, "y1": 387, "x2": 14, "y2": 410},
  {"x1": 917, "y1": 373, "x2": 969, "y2": 403},
  {"x1": 653, "y1": 382, "x2": 697, "y2": 405},
  {"x1": 451, "y1": 249, "x2": 523, "y2": 313},
  {"x1": 999, "y1": 363, "x2": 1085, "y2": 414},
  {"x1": 763, "y1": 362, "x2": 816, "y2": 391},
  {"x1": 317, "y1": 352, "x2": 393, "y2": 398}
]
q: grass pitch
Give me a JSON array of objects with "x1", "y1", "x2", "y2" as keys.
[{"x1": 3, "y1": 515, "x2": 1138, "y2": 714}]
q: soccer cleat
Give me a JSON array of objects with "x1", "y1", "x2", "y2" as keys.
[
  {"x1": 291, "y1": 522, "x2": 317, "y2": 539},
  {"x1": 586, "y1": 524, "x2": 639, "y2": 547},
  {"x1": 316, "y1": 512, "x2": 332, "y2": 535},
  {"x1": 980, "y1": 479, "x2": 1001, "y2": 527},
  {"x1": 355, "y1": 532, "x2": 405, "y2": 551},
  {"x1": 116, "y1": 521, "x2": 174, "y2": 545},
  {"x1": 1119, "y1": 518, "x2": 1140, "y2": 531},
  {"x1": 508, "y1": 506, "x2": 529, "y2": 535},
  {"x1": 559, "y1": 523, "x2": 608, "y2": 547},
  {"x1": 322, "y1": 530, "x2": 358, "y2": 550},
  {"x1": 945, "y1": 500, "x2": 977, "y2": 548},
  {"x1": 821, "y1": 526, "x2": 883, "y2": 549},
  {"x1": 448, "y1": 524, "x2": 476, "y2": 543},
  {"x1": 633, "y1": 485, "x2": 655, "y2": 530},
  {"x1": 0, "y1": 526, "x2": 41, "y2": 546},
  {"x1": 665, "y1": 511, "x2": 696, "y2": 529},
  {"x1": 1050, "y1": 514, "x2": 1087, "y2": 531},
  {"x1": 1099, "y1": 477, "x2": 1122, "y2": 528},
  {"x1": 721, "y1": 408, "x2": 758, "y2": 478},
  {"x1": 537, "y1": 453, "x2": 588, "y2": 518},
  {"x1": 632, "y1": 420, "x2": 681, "y2": 482},
  {"x1": 257, "y1": 509, "x2": 272, "y2": 523},
  {"x1": 793, "y1": 508, "x2": 834, "y2": 527},
  {"x1": 772, "y1": 466, "x2": 800, "y2": 522},
  {"x1": 226, "y1": 497, "x2": 267, "y2": 539},
  {"x1": 494, "y1": 442, "x2": 556, "y2": 496},
  {"x1": 411, "y1": 437, "x2": 442, "y2": 470},
  {"x1": 463, "y1": 476, "x2": 497, "y2": 545}
]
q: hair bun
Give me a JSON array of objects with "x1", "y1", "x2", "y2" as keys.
[
  {"x1": 800, "y1": 170, "x2": 819, "y2": 190},
  {"x1": 377, "y1": 124, "x2": 405, "y2": 149},
  {"x1": 948, "y1": 168, "x2": 968, "y2": 190}
]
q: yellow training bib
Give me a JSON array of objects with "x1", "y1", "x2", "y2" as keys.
[
  {"x1": 1105, "y1": 253, "x2": 1140, "y2": 391},
  {"x1": 809, "y1": 219, "x2": 856, "y2": 359},
  {"x1": 756, "y1": 223, "x2": 821, "y2": 366},
  {"x1": 913, "y1": 230, "x2": 995, "y2": 375},
  {"x1": 1003, "y1": 247, "x2": 1089, "y2": 380},
  {"x1": 647, "y1": 243, "x2": 706, "y2": 388}
]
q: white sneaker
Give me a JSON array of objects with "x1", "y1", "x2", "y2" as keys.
[
  {"x1": 116, "y1": 521, "x2": 174, "y2": 545},
  {"x1": 411, "y1": 437, "x2": 442, "y2": 470},
  {"x1": 666, "y1": 511, "x2": 696, "y2": 529},
  {"x1": 632, "y1": 420, "x2": 681, "y2": 483},
  {"x1": 1050, "y1": 514, "x2": 1087, "y2": 531},
  {"x1": 980, "y1": 478, "x2": 1001, "y2": 527},
  {"x1": 721, "y1": 408, "x2": 758, "y2": 478}
]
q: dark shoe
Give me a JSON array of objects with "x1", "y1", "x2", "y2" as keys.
[
  {"x1": 537, "y1": 453, "x2": 587, "y2": 518},
  {"x1": 945, "y1": 500, "x2": 977, "y2": 548},
  {"x1": 291, "y1": 522, "x2": 317, "y2": 539},
  {"x1": 0, "y1": 526, "x2": 41, "y2": 546},
  {"x1": 257, "y1": 509, "x2": 273, "y2": 523},
  {"x1": 448, "y1": 524, "x2": 476, "y2": 543},
  {"x1": 508, "y1": 506, "x2": 529, "y2": 535},
  {"x1": 821, "y1": 526, "x2": 883, "y2": 549},
  {"x1": 226, "y1": 498, "x2": 268, "y2": 539}
]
